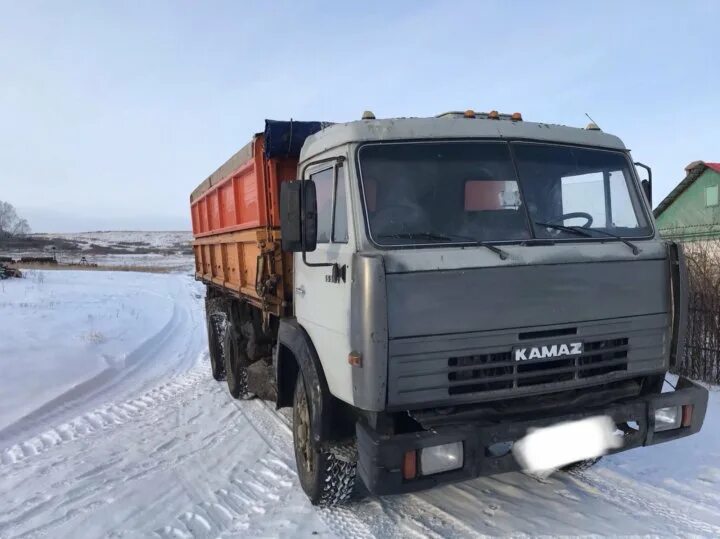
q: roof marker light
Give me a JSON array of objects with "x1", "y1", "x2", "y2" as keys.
[
  {"x1": 464, "y1": 109, "x2": 476, "y2": 118},
  {"x1": 488, "y1": 110, "x2": 499, "y2": 120},
  {"x1": 362, "y1": 111, "x2": 376, "y2": 120},
  {"x1": 511, "y1": 112, "x2": 523, "y2": 121},
  {"x1": 585, "y1": 122, "x2": 601, "y2": 130}
]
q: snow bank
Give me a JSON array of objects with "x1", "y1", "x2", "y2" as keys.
[{"x1": 0, "y1": 270, "x2": 204, "y2": 441}]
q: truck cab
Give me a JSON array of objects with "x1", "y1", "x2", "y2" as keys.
[
  {"x1": 193, "y1": 111, "x2": 708, "y2": 505},
  {"x1": 277, "y1": 111, "x2": 707, "y2": 499}
]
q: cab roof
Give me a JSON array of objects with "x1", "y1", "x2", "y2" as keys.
[{"x1": 299, "y1": 117, "x2": 626, "y2": 163}]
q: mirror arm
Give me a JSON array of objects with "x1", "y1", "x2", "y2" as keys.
[
  {"x1": 634, "y1": 161, "x2": 652, "y2": 184},
  {"x1": 301, "y1": 252, "x2": 346, "y2": 283},
  {"x1": 301, "y1": 250, "x2": 335, "y2": 268},
  {"x1": 634, "y1": 161, "x2": 652, "y2": 206}
]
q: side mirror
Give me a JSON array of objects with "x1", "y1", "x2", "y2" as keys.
[
  {"x1": 634, "y1": 162, "x2": 652, "y2": 206},
  {"x1": 280, "y1": 181, "x2": 302, "y2": 252},
  {"x1": 279, "y1": 180, "x2": 318, "y2": 253}
]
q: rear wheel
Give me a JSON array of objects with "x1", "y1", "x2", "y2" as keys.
[
  {"x1": 292, "y1": 372, "x2": 356, "y2": 506},
  {"x1": 205, "y1": 301, "x2": 226, "y2": 382},
  {"x1": 223, "y1": 325, "x2": 252, "y2": 399}
]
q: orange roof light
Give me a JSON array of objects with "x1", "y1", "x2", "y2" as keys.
[
  {"x1": 488, "y1": 110, "x2": 499, "y2": 120},
  {"x1": 464, "y1": 109, "x2": 476, "y2": 118},
  {"x1": 511, "y1": 112, "x2": 523, "y2": 121}
]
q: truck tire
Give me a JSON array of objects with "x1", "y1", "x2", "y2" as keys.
[
  {"x1": 293, "y1": 373, "x2": 356, "y2": 506},
  {"x1": 223, "y1": 325, "x2": 252, "y2": 399},
  {"x1": 206, "y1": 308, "x2": 226, "y2": 382}
]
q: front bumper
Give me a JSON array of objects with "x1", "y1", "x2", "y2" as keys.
[{"x1": 357, "y1": 377, "x2": 708, "y2": 496}]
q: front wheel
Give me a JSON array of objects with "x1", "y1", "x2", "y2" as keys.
[{"x1": 293, "y1": 373, "x2": 356, "y2": 506}]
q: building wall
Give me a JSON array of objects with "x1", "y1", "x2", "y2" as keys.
[{"x1": 656, "y1": 169, "x2": 720, "y2": 241}]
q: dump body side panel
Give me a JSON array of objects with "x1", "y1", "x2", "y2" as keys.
[{"x1": 190, "y1": 134, "x2": 297, "y2": 315}]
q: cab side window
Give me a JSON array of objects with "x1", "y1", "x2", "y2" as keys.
[
  {"x1": 309, "y1": 164, "x2": 349, "y2": 244},
  {"x1": 310, "y1": 168, "x2": 333, "y2": 244}
]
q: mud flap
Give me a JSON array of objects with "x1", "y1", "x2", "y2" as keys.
[
  {"x1": 247, "y1": 360, "x2": 277, "y2": 401},
  {"x1": 277, "y1": 319, "x2": 334, "y2": 447}
]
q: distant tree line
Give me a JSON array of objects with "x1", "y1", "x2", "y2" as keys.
[{"x1": 0, "y1": 201, "x2": 31, "y2": 238}]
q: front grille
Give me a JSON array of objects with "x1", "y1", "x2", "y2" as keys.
[{"x1": 448, "y1": 337, "x2": 629, "y2": 396}]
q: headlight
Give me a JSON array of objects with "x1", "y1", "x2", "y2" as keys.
[
  {"x1": 420, "y1": 442, "x2": 464, "y2": 475},
  {"x1": 654, "y1": 406, "x2": 682, "y2": 432}
]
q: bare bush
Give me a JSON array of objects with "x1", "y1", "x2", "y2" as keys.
[
  {"x1": 674, "y1": 240, "x2": 720, "y2": 384},
  {"x1": 0, "y1": 201, "x2": 31, "y2": 237}
]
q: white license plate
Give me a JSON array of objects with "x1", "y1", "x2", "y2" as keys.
[{"x1": 512, "y1": 416, "x2": 623, "y2": 474}]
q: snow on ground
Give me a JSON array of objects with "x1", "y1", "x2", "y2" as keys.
[
  {"x1": 3, "y1": 230, "x2": 195, "y2": 272},
  {"x1": 0, "y1": 270, "x2": 205, "y2": 444},
  {"x1": 34, "y1": 231, "x2": 193, "y2": 250},
  {"x1": 1, "y1": 270, "x2": 720, "y2": 538},
  {"x1": 76, "y1": 253, "x2": 195, "y2": 272}
]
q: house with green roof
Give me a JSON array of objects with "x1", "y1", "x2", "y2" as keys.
[{"x1": 654, "y1": 161, "x2": 720, "y2": 241}]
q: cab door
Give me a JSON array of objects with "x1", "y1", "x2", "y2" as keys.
[{"x1": 293, "y1": 158, "x2": 355, "y2": 404}]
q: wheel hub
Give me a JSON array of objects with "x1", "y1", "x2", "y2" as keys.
[{"x1": 296, "y1": 389, "x2": 313, "y2": 474}]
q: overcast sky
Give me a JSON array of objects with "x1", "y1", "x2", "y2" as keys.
[{"x1": 1, "y1": 1, "x2": 718, "y2": 232}]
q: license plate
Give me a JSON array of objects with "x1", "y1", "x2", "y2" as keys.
[{"x1": 512, "y1": 416, "x2": 622, "y2": 474}]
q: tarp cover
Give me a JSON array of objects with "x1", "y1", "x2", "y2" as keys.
[{"x1": 264, "y1": 119, "x2": 330, "y2": 158}]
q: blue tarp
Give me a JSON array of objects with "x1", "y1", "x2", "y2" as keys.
[{"x1": 264, "y1": 119, "x2": 330, "y2": 158}]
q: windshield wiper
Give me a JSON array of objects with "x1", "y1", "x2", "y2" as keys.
[
  {"x1": 377, "y1": 232, "x2": 508, "y2": 260},
  {"x1": 578, "y1": 227, "x2": 640, "y2": 255},
  {"x1": 535, "y1": 222, "x2": 639, "y2": 255}
]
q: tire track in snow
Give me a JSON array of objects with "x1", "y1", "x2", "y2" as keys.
[
  {"x1": 151, "y1": 397, "x2": 375, "y2": 539},
  {"x1": 0, "y1": 363, "x2": 207, "y2": 468},
  {"x1": 0, "y1": 364, "x2": 215, "y2": 538},
  {"x1": 1, "y1": 368, "x2": 332, "y2": 539},
  {"x1": 568, "y1": 468, "x2": 720, "y2": 537},
  {"x1": 0, "y1": 277, "x2": 204, "y2": 449}
]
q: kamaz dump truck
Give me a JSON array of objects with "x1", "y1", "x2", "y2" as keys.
[{"x1": 190, "y1": 111, "x2": 708, "y2": 506}]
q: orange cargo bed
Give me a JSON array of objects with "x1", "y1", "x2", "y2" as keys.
[{"x1": 190, "y1": 120, "x2": 326, "y2": 317}]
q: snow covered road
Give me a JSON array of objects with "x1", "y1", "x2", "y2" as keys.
[{"x1": 1, "y1": 270, "x2": 719, "y2": 538}]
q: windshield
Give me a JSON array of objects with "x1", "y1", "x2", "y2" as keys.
[
  {"x1": 513, "y1": 143, "x2": 651, "y2": 239},
  {"x1": 358, "y1": 141, "x2": 651, "y2": 247}
]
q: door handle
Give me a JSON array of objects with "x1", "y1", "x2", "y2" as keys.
[{"x1": 295, "y1": 285, "x2": 306, "y2": 297}]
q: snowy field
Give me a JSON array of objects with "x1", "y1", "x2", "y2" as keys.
[
  {"x1": 2, "y1": 230, "x2": 194, "y2": 272},
  {"x1": 33, "y1": 231, "x2": 193, "y2": 251},
  {"x1": 1, "y1": 270, "x2": 720, "y2": 538}
]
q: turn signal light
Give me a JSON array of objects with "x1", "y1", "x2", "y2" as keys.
[
  {"x1": 682, "y1": 404, "x2": 693, "y2": 427},
  {"x1": 402, "y1": 450, "x2": 417, "y2": 479},
  {"x1": 348, "y1": 351, "x2": 362, "y2": 367}
]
